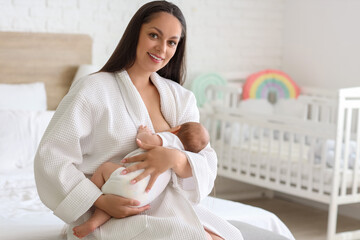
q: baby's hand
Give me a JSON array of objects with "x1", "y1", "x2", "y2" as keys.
[
  {"x1": 138, "y1": 125, "x2": 152, "y2": 134},
  {"x1": 136, "y1": 125, "x2": 156, "y2": 147}
]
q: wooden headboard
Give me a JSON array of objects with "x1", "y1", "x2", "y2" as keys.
[{"x1": 0, "y1": 32, "x2": 92, "y2": 110}]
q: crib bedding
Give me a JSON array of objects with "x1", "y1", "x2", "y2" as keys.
[
  {"x1": 217, "y1": 141, "x2": 360, "y2": 191},
  {"x1": 216, "y1": 137, "x2": 359, "y2": 169},
  {"x1": 0, "y1": 167, "x2": 294, "y2": 240},
  {"x1": 220, "y1": 132, "x2": 359, "y2": 169}
]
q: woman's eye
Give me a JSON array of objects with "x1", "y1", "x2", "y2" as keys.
[
  {"x1": 149, "y1": 33, "x2": 158, "y2": 39},
  {"x1": 168, "y1": 41, "x2": 177, "y2": 47}
]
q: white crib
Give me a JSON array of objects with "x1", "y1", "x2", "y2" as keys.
[{"x1": 200, "y1": 85, "x2": 360, "y2": 240}]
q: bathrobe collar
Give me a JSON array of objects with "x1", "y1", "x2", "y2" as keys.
[{"x1": 115, "y1": 70, "x2": 177, "y2": 133}]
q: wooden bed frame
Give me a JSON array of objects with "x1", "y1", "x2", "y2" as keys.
[{"x1": 0, "y1": 32, "x2": 92, "y2": 110}]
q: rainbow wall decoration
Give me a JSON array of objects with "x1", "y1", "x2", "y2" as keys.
[{"x1": 242, "y1": 69, "x2": 300, "y2": 100}]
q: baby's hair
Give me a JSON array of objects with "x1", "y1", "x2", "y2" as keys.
[{"x1": 176, "y1": 122, "x2": 209, "y2": 153}]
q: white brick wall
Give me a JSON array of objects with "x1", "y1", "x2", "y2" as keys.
[
  {"x1": 282, "y1": 0, "x2": 360, "y2": 89},
  {"x1": 178, "y1": 0, "x2": 285, "y2": 83},
  {"x1": 0, "y1": 0, "x2": 284, "y2": 83}
]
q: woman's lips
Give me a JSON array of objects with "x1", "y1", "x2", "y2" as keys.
[{"x1": 148, "y1": 52, "x2": 164, "y2": 63}]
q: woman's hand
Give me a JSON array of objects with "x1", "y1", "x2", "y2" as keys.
[
  {"x1": 121, "y1": 139, "x2": 191, "y2": 192},
  {"x1": 94, "y1": 194, "x2": 150, "y2": 218}
]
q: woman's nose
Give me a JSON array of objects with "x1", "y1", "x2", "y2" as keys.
[{"x1": 156, "y1": 41, "x2": 166, "y2": 53}]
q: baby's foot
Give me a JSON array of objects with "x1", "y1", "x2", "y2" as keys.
[{"x1": 73, "y1": 222, "x2": 97, "y2": 239}]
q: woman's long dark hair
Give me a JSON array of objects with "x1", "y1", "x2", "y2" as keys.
[{"x1": 99, "y1": 1, "x2": 187, "y2": 85}]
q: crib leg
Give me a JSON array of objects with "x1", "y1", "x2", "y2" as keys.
[
  {"x1": 327, "y1": 202, "x2": 338, "y2": 240},
  {"x1": 264, "y1": 190, "x2": 274, "y2": 199}
]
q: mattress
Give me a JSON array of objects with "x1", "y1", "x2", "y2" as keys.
[
  {"x1": 216, "y1": 142, "x2": 360, "y2": 193},
  {"x1": 0, "y1": 167, "x2": 294, "y2": 240}
]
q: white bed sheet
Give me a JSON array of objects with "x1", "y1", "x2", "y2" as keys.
[
  {"x1": 201, "y1": 197, "x2": 294, "y2": 239},
  {"x1": 0, "y1": 168, "x2": 65, "y2": 240},
  {"x1": 0, "y1": 167, "x2": 294, "y2": 240}
]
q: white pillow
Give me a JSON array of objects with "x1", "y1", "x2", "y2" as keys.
[
  {"x1": 238, "y1": 99, "x2": 274, "y2": 115},
  {"x1": 0, "y1": 82, "x2": 47, "y2": 111},
  {"x1": 273, "y1": 99, "x2": 306, "y2": 118},
  {"x1": 0, "y1": 110, "x2": 54, "y2": 170},
  {"x1": 73, "y1": 64, "x2": 100, "y2": 83}
]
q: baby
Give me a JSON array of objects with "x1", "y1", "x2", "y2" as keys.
[{"x1": 73, "y1": 122, "x2": 209, "y2": 238}]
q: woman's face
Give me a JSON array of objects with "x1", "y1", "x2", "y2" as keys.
[{"x1": 134, "y1": 12, "x2": 182, "y2": 74}]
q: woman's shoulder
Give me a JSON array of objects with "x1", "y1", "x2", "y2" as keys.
[
  {"x1": 68, "y1": 72, "x2": 118, "y2": 97},
  {"x1": 71, "y1": 72, "x2": 115, "y2": 90}
]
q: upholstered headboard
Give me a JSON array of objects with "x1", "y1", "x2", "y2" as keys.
[{"x1": 0, "y1": 32, "x2": 92, "y2": 110}]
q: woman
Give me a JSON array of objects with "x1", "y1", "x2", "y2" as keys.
[{"x1": 35, "y1": 1, "x2": 263, "y2": 240}]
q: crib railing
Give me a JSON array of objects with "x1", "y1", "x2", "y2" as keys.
[
  {"x1": 201, "y1": 85, "x2": 360, "y2": 240},
  {"x1": 204, "y1": 109, "x2": 338, "y2": 202},
  {"x1": 328, "y1": 87, "x2": 360, "y2": 240},
  {"x1": 300, "y1": 95, "x2": 338, "y2": 123},
  {"x1": 332, "y1": 87, "x2": 360, "y2": 200},
  {"x1": 205, "y1": 85, "x2": 340, "y2": 123},
  {"x1": 205, "y1": 85, "x2": 242, "y2": 109}
]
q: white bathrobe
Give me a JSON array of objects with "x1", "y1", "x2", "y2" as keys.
[{"x1": 34, "y1": 70, "x2": 243, "y2": 240}]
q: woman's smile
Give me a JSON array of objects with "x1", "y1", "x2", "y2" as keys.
[
  {"x1": 147, "y1": 52, "x2": 164, "y2": 63},
  {"x1": 130, "y1": 12, "x2": 182, "y2": 75}
]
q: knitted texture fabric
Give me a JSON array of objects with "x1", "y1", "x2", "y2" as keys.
[{"x1": 34, "y1": 70, "x2": 243, "y2": 240}]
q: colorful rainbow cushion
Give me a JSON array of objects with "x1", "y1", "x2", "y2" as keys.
[
  {"x1": 191, "y1": 73, "x2": 227, "y2": 107},
  {"x1": 242, "y1": 69, "x2": 300, "y2": 100}
]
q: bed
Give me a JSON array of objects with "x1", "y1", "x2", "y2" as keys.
[
  {"x1": 0, "y1": 32, "x2": 294, "y2": 240},
  {"x1": 200, "y1": 82, "x2": 360, "y2": 240}
]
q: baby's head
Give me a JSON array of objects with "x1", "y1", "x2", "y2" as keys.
[{"x1": 175, "y1": 122, "x2": 209, "y2": 153}]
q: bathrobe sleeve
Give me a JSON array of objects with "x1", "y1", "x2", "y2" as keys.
[
  {"x1": 34, "y1": 80, "x2": 102, "y2": 224},
  {"x1": 168, "y1": 82, "x2": 218, "y2": 205}
]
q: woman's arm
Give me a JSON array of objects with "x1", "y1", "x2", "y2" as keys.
[
  {"x1": 34, "y1": 89, "x2": 102, "y2": 223},
  {"x1": 131, "y1": 125, "x2": 191, "y2": 187},
  {"x1": 171, "y1": 148, "x2": 192, "y2": 178},
  {"x1": 122, "y1": 87, "x2": 217, "y2": 203},
  {"x1": 35, "y1": 78, "x2": 147, "y2": 223},
  {"x1": 121, "y1": 139, "x2": 191, "y2": 192},
  {"x1": 94, "y1": 195, "x2": 150, "y2": 218},
  {"x1": 91, "y1": 161, "x2": 150, "y2": 218},
  {"x1": 166, "y1": 85, "x2": 218, "y2": 203}
]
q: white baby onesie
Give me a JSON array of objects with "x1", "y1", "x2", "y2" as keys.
[{"x1": 101, "y1": 132, "x2": 184, "y2": 207}]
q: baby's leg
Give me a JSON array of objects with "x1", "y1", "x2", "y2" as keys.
[
  {"x1": 73, "y1": 208, "x2": 111, "y2": 239},
  {"x1": 73, "y1": 162, "x2": 122, "y2": 238}
]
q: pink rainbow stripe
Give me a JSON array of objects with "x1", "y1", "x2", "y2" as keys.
[{"x1": 242, "y1": 69, "x2": 300, "y2": 100}]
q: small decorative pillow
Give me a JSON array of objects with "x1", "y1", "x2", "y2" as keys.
[
  {"x1": 0, "y1": 110, "x2": 54, "y2": 170},
  {"x1": 242, "y1": 69, "x2": 300, "y2": 103},
  {"x1": 273, "y1": 99, "x2": 306, "y2": 118},
  {"x1": 238, "y1": 99, "x2": 274, "y2": 115},
  {"x1": 73, "y1": 64, "x2": 100, "y2": 83},
  {"x1": 191, "y1": 73, "x2": 227, "y2": 107},
  {"x1": 0, "y1": 82, "x2": 47, "y2": 111}
]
